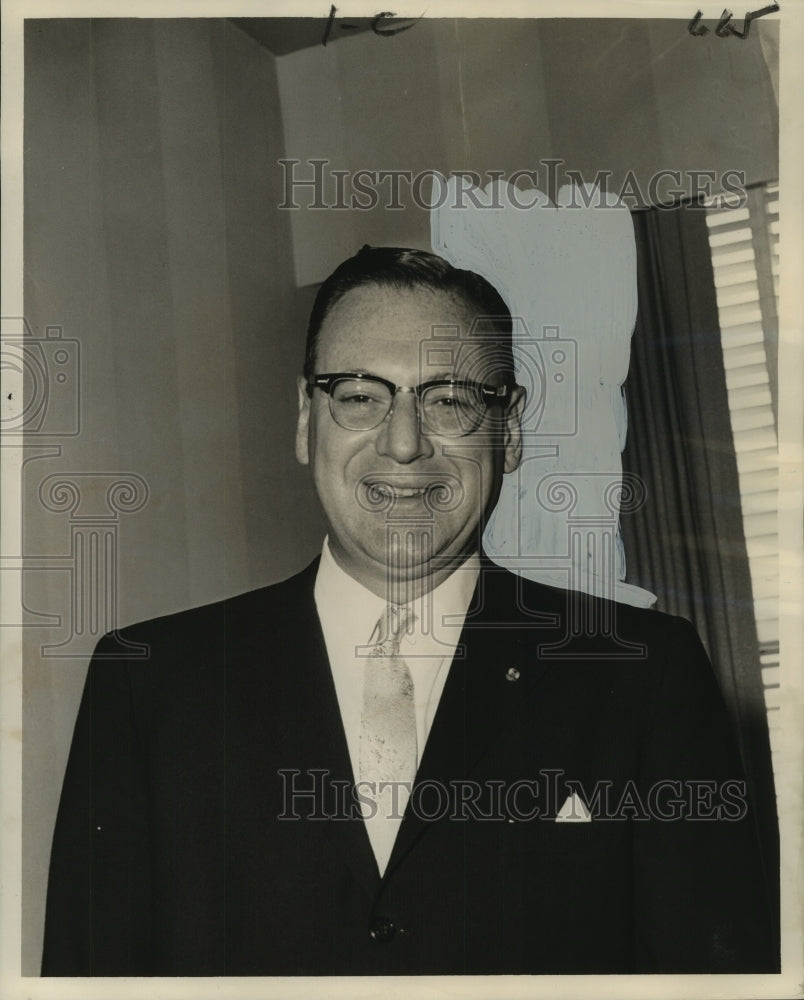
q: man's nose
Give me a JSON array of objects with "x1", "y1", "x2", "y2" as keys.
[{"x1": 374, "y1": 391, "x2": 434, "y2": 464}]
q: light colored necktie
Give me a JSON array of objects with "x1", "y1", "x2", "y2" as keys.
[{"x1": 359, "y1": 604, "x2": 417, "y2": 873}]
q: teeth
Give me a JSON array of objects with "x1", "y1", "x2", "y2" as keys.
[{"x1": 371, "y1": 483, "x2": 428, "y2": 498}]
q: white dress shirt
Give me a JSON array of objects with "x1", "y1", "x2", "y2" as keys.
[{"x1": 314, "y1": 538, "x2": 479, "y2": 872}]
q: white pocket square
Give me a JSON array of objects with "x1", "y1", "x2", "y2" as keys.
[{"x1": 555, "y1": 793, "x2": 592, "y2": 823}]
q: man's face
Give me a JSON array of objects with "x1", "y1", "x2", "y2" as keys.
[{"x1": 296, "y1": 283, "x2": 524, "y2": 598}]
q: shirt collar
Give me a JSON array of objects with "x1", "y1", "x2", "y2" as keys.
[{"x1": 314, "y1": 539, "x2": 387, "y2": 647}]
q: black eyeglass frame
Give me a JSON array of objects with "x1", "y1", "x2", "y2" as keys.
[{"x1": 306, "y1": 371, "x2": 512, "y2": 435}]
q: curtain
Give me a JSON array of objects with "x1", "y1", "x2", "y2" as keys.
[{"x1": 620, "y1": 204, "x2": 778, "y2": 936}]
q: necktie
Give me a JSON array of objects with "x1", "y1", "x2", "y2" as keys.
[{"x1": 359, "y1": 604, "x2": 417, "y2": 874}]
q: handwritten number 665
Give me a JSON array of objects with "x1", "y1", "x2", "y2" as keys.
[{"x1": 688, "y1": 3, "x2": 779, "y2": 39}]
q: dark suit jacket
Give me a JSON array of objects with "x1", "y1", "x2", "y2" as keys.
[{"x1": 42, "y1": 559, "x2": 777, "y2": 975}]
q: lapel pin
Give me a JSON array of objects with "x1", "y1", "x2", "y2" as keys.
[{"x1": 505, "y1": 667, "x2": 520, "y2": 682}]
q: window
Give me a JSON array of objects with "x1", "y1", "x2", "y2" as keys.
[{"x1": 705, "y1": 182, "x2": 780, "y2": 755}]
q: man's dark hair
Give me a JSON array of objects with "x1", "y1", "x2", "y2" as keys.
[{"x1": 304, "y1": 245, "x2": 514, "y2": 381}]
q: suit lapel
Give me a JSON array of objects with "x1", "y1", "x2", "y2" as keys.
[
  {"x1": 302, "y1": 630, "x2": 382, "y2": 898},
  {"x1": 245, "y1": 562, "x2": 381, "y2": 899},
  {"x1": 385, "y1": 565, "x2": 556, "y2": 876}
]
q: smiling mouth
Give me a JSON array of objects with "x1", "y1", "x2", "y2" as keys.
[
  {"x1": 368, "y1": 481, "x2": 432, "y2": 499},
  {"x1": 360, "y1": 475, "x2": 463, "y2": 513}
]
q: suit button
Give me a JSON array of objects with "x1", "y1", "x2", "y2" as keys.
[{"x1": 369, "y1": 916, "x2": 396, "y2": 943}]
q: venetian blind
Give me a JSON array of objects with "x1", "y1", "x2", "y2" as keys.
[{"x1": 705, "y1": 182, "x2": 780, "y2": 757}]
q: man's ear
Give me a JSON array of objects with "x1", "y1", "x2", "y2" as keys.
[
  {"x1": 503, "y1": 385, "x2": 526, "y2": 474},
  {"x1": 295, "y1": 376, "x2": 310, "y2": 466}
]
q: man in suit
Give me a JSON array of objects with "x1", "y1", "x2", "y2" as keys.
[{"x1": 42, "y1": 246, "x2": 777, "y2": 976}]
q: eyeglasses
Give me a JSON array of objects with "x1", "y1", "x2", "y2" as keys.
[{"x1": 307, "y1": 372, "x2": 511, "y2": 437}]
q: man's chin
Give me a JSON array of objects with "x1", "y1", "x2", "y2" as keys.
[
  {"x1": 331, "y1": 536, "x2": 475, "y2": 597},
  {"x1": 374, "y1": 542, "x2": 477, "y2": 585}
]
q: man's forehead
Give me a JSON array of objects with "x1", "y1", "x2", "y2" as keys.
[
  {"x1": 321, "y1": 282, "x2": 476, "y2": 332},
  {"x1": 316, "y1": 283, "x2": 505, "y2": 370}
]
